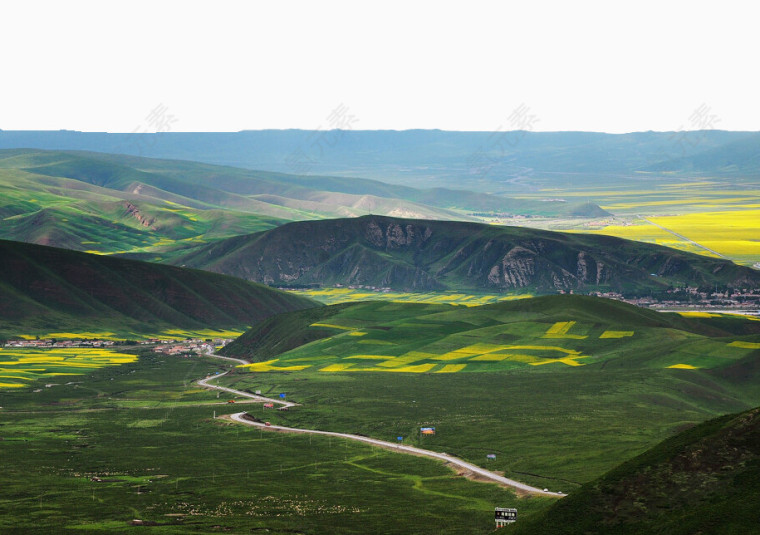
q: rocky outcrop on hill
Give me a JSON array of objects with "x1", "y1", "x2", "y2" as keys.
[{"x1": 173, "y1": 215, "x2": 760, "y2": 294}]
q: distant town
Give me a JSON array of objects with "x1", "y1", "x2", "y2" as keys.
[
  {"x1": 588, "y1": 286, "x2": 760, "y2": 312},
  {"x1": 3, "y1": 337, "x2": 234, "y2": 355}
]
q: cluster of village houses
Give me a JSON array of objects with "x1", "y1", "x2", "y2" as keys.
[
  {"x1": 3, "y1": 339, "x2": 117, "y2": 348},
  {"x1": 3, "y1": 337, "x2": 233, "y2": 356},
  {"x1": 150, "y1": 340, "x2": 219, "y2": 356},
  {"x1": 587, "y1": 287, "x2": 760, "y2": 311}
]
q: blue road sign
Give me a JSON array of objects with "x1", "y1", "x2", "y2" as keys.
[
  {"x1": 397, "y1": 436, "x2": 403, "y2": 441},
  {"x1": 279, "y1": 393, "x2": 286, "y2": 398}
]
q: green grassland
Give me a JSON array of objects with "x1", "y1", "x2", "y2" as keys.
[
  {"x1": 218, "y1": 296, "x2": 760, "y2": 490},
  {"x1": 0, "y1": 351, "x2": 550, "y2": 534},
  {"x1": 510, "y1": 407, "x2": 760, "y2": 535},
  {"x1": 0, "y1": 149, "x2": 465, "y2": 259},
  {"x1": 0, "y1": 149, "x2": 615, "y2": 261},
  {"x1": 4, "y1": 147, "x2": 759, "y2": 268},
  {"x1": 0, "y1": 163, "x2": 284, "y2": 259}
]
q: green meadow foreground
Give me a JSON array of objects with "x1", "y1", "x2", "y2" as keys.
[
  {"x1": 0, "y1": 352, "x2": 543, "y2": 534},
  {"x1": 2, "y1": 295, "x2": 760, "y2": 533},
  {"x1": 219, "y1": 297, "x2": 760, "y2": 489}
]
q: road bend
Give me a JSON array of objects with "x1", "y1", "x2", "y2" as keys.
[
  {"x1": 197, "y1": 351, "x2": 298, "y2": 409},
  {"x1": 198, "y1": 352, "x2": 562, "y2": 497}
]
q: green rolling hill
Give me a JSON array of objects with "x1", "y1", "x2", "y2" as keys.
[
  {"x1": 173, "y1": 215, "x2": 760, "y2": 295},
  {"x1": 216, "y1": 295, "x2": 760, "y2": 491},
  {"x1": 0, "y1": 149, "x2": 608, "y2": 261},
  {"x1": 511, "y1": 406, "x2": 760, "y2": 534},
  {"x1": 0, "y1": 239, "x2": 317, "y2": 338}
]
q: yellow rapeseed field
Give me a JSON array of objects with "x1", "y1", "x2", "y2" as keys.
[
  {"x1": 0, "y1": 348, "x2": 138, "y2": 389},
  {"x1": 543, "y1": 321, "x2": 587, "y2": 339},
  {"x1": 589, "y1": 209, "x2": 760, "y2": 265},
  {"x1": 599, "y1": 330, "x2": 635, "y2": 339},
  {"x1": 678, "y1": 312, "x2": 721, "y2": 318},
  {"x1": 435, "y1": 364, "x2": 467, "y2": 373},
  {"x1": 309, "y1": 323, "x2": 354, "y2": 330},
  {"x1": 295, "y1": 288, "x2": 532, "y2": 306},
  {"x1": 320, "y1": 363, "x2": 354, "y2": 372},
  {"x1": 238, "y1": 359, "x2": 312, "y2": 372},
  {"x1": 728, "y1": 341, "x2": 760, "y2": 349}
]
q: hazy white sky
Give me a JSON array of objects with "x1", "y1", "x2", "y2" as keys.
[{"x1": 2, "y1": 0, "x2": 757, "y2": 133}]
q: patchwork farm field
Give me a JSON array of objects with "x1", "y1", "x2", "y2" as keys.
[
  {"x1": 480, "y1": 178, "x2": 760, "y2": 267},
  {"x1": 219, "y1": 296, "x2": 760, "y2": 489},
  {"x1": 0, "y1": 329, "x2": 243, "y2": 391},
  {"x1": 3, "y1": 295, "x2": 760, "y2": 532},
  {"x1": 230, "y1": 299, "x2": 760, "y2": 376},
  {"x1": 0, "y1": 347, "x2": 137, "y2": 389},
  {"x1": 0, "y1": 351, "x2": 545, "y2": 534},
  {"x1": 291, "y1": 287, "x2": 532, "y2": 306}
]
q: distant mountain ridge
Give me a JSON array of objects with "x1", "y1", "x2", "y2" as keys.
[
  {"x1": 0, "y1": 239, "x2": 316, "y2": 337},
  {"x1": 2, "y1": 130, "x2": 757, "y2": 189},
  {"x1": 172, "y1": 215, "x2": 760, "y2": 295}
]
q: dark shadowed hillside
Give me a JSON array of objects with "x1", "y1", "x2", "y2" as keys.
[
  {"x1": 173, "y1": 215, "x2": 760, "y2": 295},
  {"x1": 0, "y1": 239, "x2": 317, "y2": 336},
  {"x1": 511, "y1": 407, "x2": 760, "y2": 535}
]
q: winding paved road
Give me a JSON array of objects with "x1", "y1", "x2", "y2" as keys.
[{"x1": 198, "y1": 351, "x2": 563, "y2": 497}]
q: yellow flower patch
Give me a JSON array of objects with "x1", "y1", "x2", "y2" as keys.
[
  {"x1": 158, "y1": 328, "x2": 244, "y2": 339},
  {"x1": 434, "y1": 343, "x2": 509, "y2": 360},
  {"x1": 375, "y1": 352, "x2": 436, "y2": 368},
  {"x1": 365, "y1": 363, "x2": 437, "y2": 373},
  {"x1": 599, "y1": 331, "x2": 634, "y2": 339},
  {"x1": 238, "y1": 359, "x2": 312, "y2": 372},
  {"x1": 348, "y1": 331, "x2": 367, "y2": 336},
  {"x1": 468, "y1": 354, "x2": 508, "y2": 361},
  {"x1": 470, "y1": 353, "x2": 541, "y2": 364},
  {"x1": 678, "y1": 311, "x2": 721, "y2": 318},
  {"x1": 543, "y1": 321, "x2": 587, "y2": 339},
  {"x1": 667, "y1": 364, "x2": 699, "y2": 370},
  {"x1": 43, "y1": 332, "x2": 119, "y2": 340},
  {"x1": 507, "y1": 345, "x2": 582, "y2": 355},
  {"x1": 433, "y1": 351, "x2": 478, "y2": 361},
  {"x1": 0, "y1": 348, "x2": 138, "y2": 389},
  {"x1": 529, "y1": 356, "x2": 589, "y2": 367},
  {"x1": 320, "y1": 363, "x2": 355, "y2": 372},
  {"x1": 310, "y1": 323, "x2": 354, "y2": 330},
  {"x1": 435, "y1": 364, "x2": 467, "y2": 373},
  {"x1": 728, "y1": 341, "x2": 760, "y2": 349}
]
